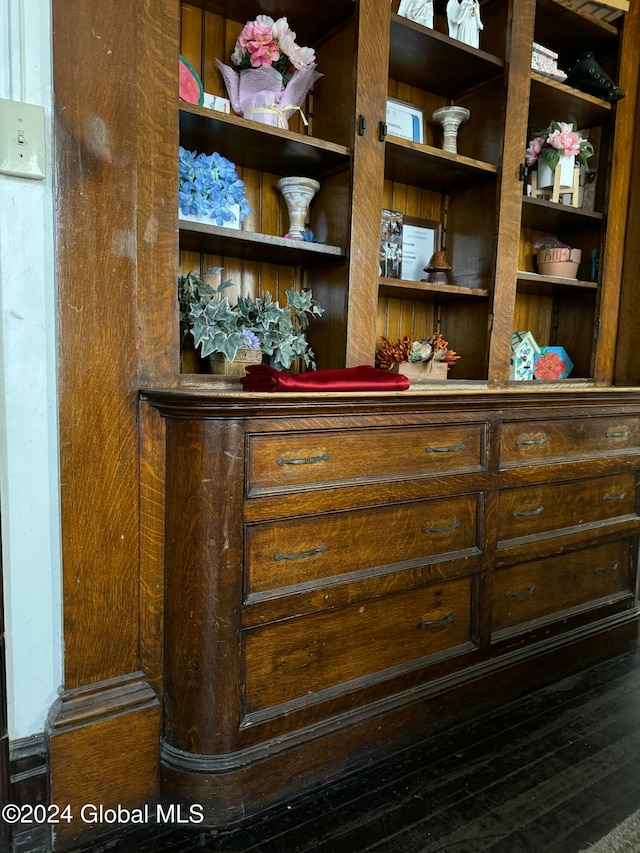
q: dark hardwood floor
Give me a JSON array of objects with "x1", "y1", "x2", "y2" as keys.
[{"x1": 70, "y1": 639, "x2": 640, "y2": 853}]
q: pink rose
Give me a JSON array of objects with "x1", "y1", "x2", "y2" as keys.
[
  {"x1": 547, "y1": 129, "x2": 581, "y2": 156},
  {"x1": 525, "y1": 136, "x2": 544, "y2": 166}
]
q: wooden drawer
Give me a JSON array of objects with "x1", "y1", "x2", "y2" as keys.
[
  {"x1": 499, "y1": 416, "x2": 640, "y2": 467},
  {"x1": 245, "y1": 494, "x2": 480, "y2": 595},
  {"x1": 492, "y1": 539, "x2": 631, "y2": 632},
  {"x1": 244, "y1": 578, "x2": 473, "y2": 712},
  {"x1": 497, "y1": 473, "x2": 637, "y2": 545},
  {"x1": 246, "y1": 425, "x2": 484, "y2": 495}
]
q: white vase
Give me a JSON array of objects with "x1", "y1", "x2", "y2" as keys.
[
  {"x1": 432, "y1": 105, "x2": 471, "y2": 154},
  {"x1": 178, "y1": 203, "x2": 241, "y2": 229},
  {"x1": 276, "y1": 177, "x2": 320, "y2": 239},
  {"x1": 536, "y1": 154, "x2": 576, "y2": 190}
]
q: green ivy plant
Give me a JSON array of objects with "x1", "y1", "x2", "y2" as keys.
[{"x1": 178, "y1": 269, "x2": 323, "y2": 369}]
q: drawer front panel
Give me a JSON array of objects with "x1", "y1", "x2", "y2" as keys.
[
  {"x1": 499, "y1": 417, "x2": 640, "y2": 466},
  {"x1": 497, "y1": 473, "x2": 637, "y2": 544},
  {"x1": 492, "y1": 539, "x2": 631, "y2": 632},
  {"x1": 247, "y1": 425, "x2": 484, "y2": 494},
  {"x1": 245, "y1": 578, "x2": 472, "y2": 712},
  {"x1": 246, "y1": 495, "x2": 480, "y2": 594}
]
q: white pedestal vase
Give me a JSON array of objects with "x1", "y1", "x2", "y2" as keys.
[
  {"x1": 432, "y1": 105, "x2": 471, "y2": 154},
  {"x1": 276, "y1": 177, "x2": 320, "y2": 239}
]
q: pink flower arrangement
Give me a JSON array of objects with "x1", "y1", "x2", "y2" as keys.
[
  {"x1": 231, "y1": 16, "x2": 316, "y2": 79},
  {"x1": 525, "y1": 119, "x2": 594, "y2": 172},
  {"x1": 217, "y1": 15, "x2": 321, "y2": 129}
]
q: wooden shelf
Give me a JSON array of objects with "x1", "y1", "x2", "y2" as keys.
[
  {"x1": 384, "y1": 137, "x2": 498, "y2": 192},
  {"x1": 191, "y1": 0, "x2": 355, "y2": 45},
  {"x1": 178, "y1": 220, "x2": 346, "y2": 266},
  {"x1": 529, "y1": 73, "x2": 612, "y2": 131},
  {"x1": 389, "y1": 14, "x2": 504, "y2": 97},
  {"x1": 521, "y1": 196, "x2": 603, "y2": 232},
  {"x1": 535, "y1": 0, "x2": 620, "y2": 60},
  {"x1": 517, "y1": 271, "x2": 598, "y2": 295},
  {"x1": 179, "y1": 107, "x2": 351, "y2": 178},
  {"x1": 379, "y1": 277, "x2": 489, "y2": 302}
]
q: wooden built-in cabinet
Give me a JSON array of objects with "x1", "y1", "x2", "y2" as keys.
[
  {"x1": 48, "y1": 0, "x2": 640, "y2": 844},
  {"x1": 150, "y1": 0, "x2": 640, "y2": 825},
  {"x1": 144, "y1": 389, "x2": 640, "y2": 820}
]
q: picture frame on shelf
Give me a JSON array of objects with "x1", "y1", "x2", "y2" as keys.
[
  {"x1": 380, "y1": 209, "x2": 404, "y2": 279},
  {"x1": 400, "y1": 217, "x2": 442, "y2": 282},
  {"x1": 385, "y1": 99, "x2": 424, "y2": 143}
]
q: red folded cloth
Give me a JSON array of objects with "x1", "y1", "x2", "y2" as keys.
[{"x1": 240, "y1": 364, "x2": 410, "y2": 392}]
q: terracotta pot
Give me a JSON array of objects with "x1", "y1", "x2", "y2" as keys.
[{"x1": 536, "y1": 247, "x2": 582, "y2": 278}]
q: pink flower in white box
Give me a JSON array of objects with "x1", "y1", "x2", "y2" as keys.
[{"x1": 217, "y1": 15, "x2": 322, "y2": 130}]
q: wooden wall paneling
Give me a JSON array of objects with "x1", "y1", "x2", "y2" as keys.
[
  {"x1": 487, "y1": 0, "x2": 536, "y2": 383},
  {"x1": 593, "y1": 0, "x2": 640, "y2": 384},
  {"x1": 311, "y1": 19, "x2": 358, "y2": 147},
  {"x1": 615, "y1": 85, "x2": 640, "y2": 385},
  {"x1": 181, "y1": 4, "x2": 203, "y2": 72},
  {"x1": 50, "y1": 0, "x2": 162, "y2": 840},
  {"x1": 439, "y1": 299, "x2": 490, "y2": 380},
  {"x1": 554, "y1": 292, "x2": 598, "y2": 378},
  {"x1": 513, "y1": 291, "x2": 553, "y2": 345}
]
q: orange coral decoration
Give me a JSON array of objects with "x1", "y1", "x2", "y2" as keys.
[
  {"x1": 375, "y1": 335, "x2": 414, "y2": 370},
  {"x1": 375, "y1": 333, "x2": 460, "y2": 370}
]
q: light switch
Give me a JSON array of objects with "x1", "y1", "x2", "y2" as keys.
[{"x1": 0, "y1": 98, "x2": 46, "y2": 180}]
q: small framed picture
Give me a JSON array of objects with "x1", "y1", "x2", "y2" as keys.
[
  {"x1": 400, "y1": 216, "x2": 442, "y2": 282},
  {"x1": 386, "y1": 99, "x2": 424, "y2": 144}
]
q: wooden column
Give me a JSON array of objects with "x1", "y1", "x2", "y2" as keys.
[{"x1": 47, "y1": 0, "x2": 180, "y2": 841}]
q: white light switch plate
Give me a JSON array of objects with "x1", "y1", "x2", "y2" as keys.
[{"x1": 0, "y1": 98, "x2": 46, "y2": 180}]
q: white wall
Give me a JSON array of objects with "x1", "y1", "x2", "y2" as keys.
[{"x1": 0, "y1": 0, "x2": 63, "y2": 738}]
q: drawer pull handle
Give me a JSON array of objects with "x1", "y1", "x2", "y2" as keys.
[
  {"x1": 595, "y1": 561, "x2": 620, "y2": 574},
  {"x1": 602, "y1": 492, "x2": 627, "y2": 501},
  {"x1": 606, "y1": 429, "x2": 631, "y2": 438},
  {"x1": 420, "y1": 611, "x2": 456, "y2": 629},
  {"x1": 275, "y1": 545, "x2": 328, "y2": 562},
  {"x1": 512, "y1": 505, "x2": 544, "y2": 517},
  {"x1": 423, "y1": 521, "x2": 461, "y2": 533},
  {"x1": 515, "y1": 435, "x2": 548, "y2": 446},
  {"x1": 505, "y1": 584, "x2": 537, "y2": 598},
  {"x1": 425, "y1": 443, "x2": 465, "y2": 453},
  {"x1": 277, "y1": 453, "x2": 330, "y2": 467}
]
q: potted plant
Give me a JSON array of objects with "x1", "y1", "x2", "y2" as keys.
[
  {"x1": 375, "y1": 333, "x2": 460, "y2": 380},
  {"x1": 178, "y1": 269, "x2": 323, "y2": 374},
  {"x1": 525, "y1": 119, "x2": 594, "y2": 191},
  {"x1": 178, "y1": 146, "x2": 251, "y2": 227}
]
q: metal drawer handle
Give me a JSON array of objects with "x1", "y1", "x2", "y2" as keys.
[
  {"x1": 595, "y1": 561, "x2": 620, "y2": 574},
  {"x1": 602, "y1": 492, "x2": 627, "y2": 501},
  {"x1": 425, "y1": 443, "x2": 465, "y2": 453},
  {"x1": 420, "y1": 611, "x2": 456, "y2": 629},
  {"x1": 274, "y1": 545, "x2": 328, "y2": 562},
  {"x1": 505, "y1": 584, "x2": 537, "y2": 598},
  {"x1": 277, "y1": 453, "x2": 330, "y2": 466},
  {"x1": 515, "y1": 435, "x2": 548, "y2": 446},
  {"x1": 512, "y1": 505, "x2": 544, "y2": 517},
  {"x1": 422, "y1": 520, "x2": 461, "y2": 533},
  {"x1": 606, "y1": 429, "x2": 631, "y2": 438}
]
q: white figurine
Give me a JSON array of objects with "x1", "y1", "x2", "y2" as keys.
[
  {"x1": 398, "y1": 0, "x2": 434, "y2": 29},
  {"x1": 447, "y1": 0, "x2": 483, "y2": 48}
]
